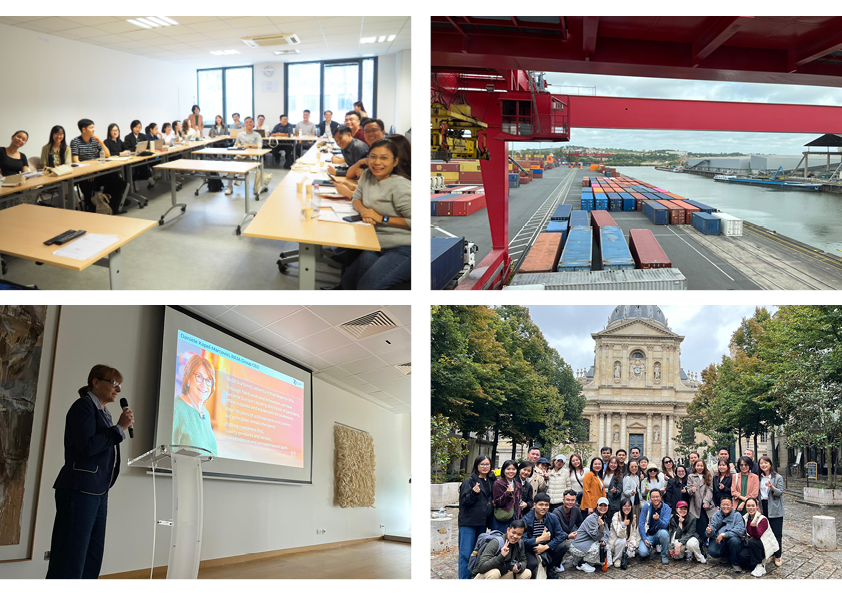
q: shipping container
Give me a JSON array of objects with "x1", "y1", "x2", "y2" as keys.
[
  {"x1": 546, "y1": 220, "x2": 569, "y2": 249},
  {"x1": 533, "y1": 168, "x2": 544, "y2": 174},
  {"x1": 520, "y1": 232, "x2": 564, "y2": 273},
  {"x1": 670, "y1": 200, "x2": 700, "y2": 220},
  {"x1": 431, "y1": 162, "x2": 460, "y2": 172},
  {"x1": 431, "y1": 236, "x2": 464, "y2": 290},
  {"x1": 642, "y1": 200, "x2": 669, "y2": 225},
  {"x1": 684, "y1": 199, "x2": 717, "y2": 213},
  {"x1": 507, "y1": 268, "x2": 688, "y2": 290},
  {"x1": 583, "y1": 178, "x2": 591, "y2": 187},
  {"x1": 509, "y1": 178, "x2": 520, "y2": 189},
  {"x1": 581, "y1": 195, "x2": 594, "y2": 211},
  {"x1": 656, "y1": 200, "x2": 685, "y2": 224},
  {"x1": 569, "y1": 210, "x2": 590, "y2": 228},
  {"x1": 600, "y1": 227, "x2": 635, "y2": 271},
  {"x1": 591, "y1": 210, "x2": 618, "y2": 245},
  {"x1": 594, "y1": 197, "x2": 608, "y2": 210},
  {"x1": 623, "y1": 197, "x2": 636, "y2": 211},
  {"x1": 451, "y1": 194, "x2": 487, "y2": 216},
  {"x1": 712, "y1": 212, "x2": 743, "y2": 236},
  {"x1": 459, "y1": 172, "x2": 483, "y2": 183},
  {"x1": 459, "y1": 161, "x2": 481, "y2": 172},
  {"x1": 635, "y1": 197, "x2": 644, "y2": 212},
  {"x1": 551, "y1": 204, "x2": 573, "y2": 221},
  {"x1": 609, "y1": 197, "x2": 623, "y2": 212},
  {"x1": 628, "y1": 229, "x2": 672, "y2": 269},
  {"x1": 431, "y1": 194, "x2": 458, "y2": 216},
  {"x1": 692, "y1": 212, "x2": 721, "y2": 235},
  {"x1": 557, "y1": 228, "x2": 593, "y2": 271},
  {"x1": 509, "y1": 173, "x2": 518, "y2": 181}
]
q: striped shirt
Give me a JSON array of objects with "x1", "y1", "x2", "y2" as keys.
[
  {"x1": 71, "y1": 135, "x2": 104, "y2": 161},
  {"x1": 532, "y1": 516, "x2": 546, "y2": 538}
]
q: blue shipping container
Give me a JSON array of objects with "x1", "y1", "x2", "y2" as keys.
[
  {"x1": 431, "y1": 236, "x2": 464, "y2": 290},
  {"x1": 533, "y1": 168, "x2": 544, "y2": 174},
  {"x1": 684, "y1": 199, "x2": 717, "y2": 213},
  {"x1": 692, "y1": 212, "x2": 722, "y2": 235},
  {"x1": 557, "y1": 228, "x2": 592, "y2": 271},
  {"x1": 581, "y1": 196, "x2": 594, "y2": 211},
  {"x1": 600, "y1": 227, "x2": 635, "y2": 271},
  {"x1": 546, "y1": 220, "x2": 569, "y2": 249},
  {"x1": 509, "y1": 173, "x2": 518, "y2": 180},
  {"x1": 552, "y1": 204, "x2": 572, "y2": 221},
  {"x1": 623, "y1": 198, "x2": 636, "y2": 211},
  {"x1": 509, "y1": 179, "x2": 520, "y2": 189},
  {"x1": 594, "y1": 197, "x2": 608, "y2": 211},
  {"x1": 643, "y1": 200, "x2": 669, "y2": 225},
  {"x1": 430, "y1": 194, "x2": 457, "y2": 216},
  {"x1": 609, "y1": 197, "x2": 623, "y2": 212},
  {"x1": 569, "y1": 210, "x2": 590, "y2": 228}
]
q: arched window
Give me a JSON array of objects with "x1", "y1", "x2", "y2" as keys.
[{"x1": 630, "y1": 350, "x2": 645, "y2": 359}]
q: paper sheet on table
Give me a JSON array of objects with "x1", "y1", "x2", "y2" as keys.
[
  {"x1": 318, "y1": 209, "x2": 371, "y2": 225},
  {"x1": 106, "y1": 156, "x2": 132, "y2": 161},
  {"x1": 71, "y1": 163, "x2": 89, "y2": 168},
  {"x1": 52, "y1": 234, "x2": 120, "y2": 260}
]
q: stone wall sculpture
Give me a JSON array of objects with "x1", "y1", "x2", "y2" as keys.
[{"x1": 334, "y1": 424, "x2": 376, "y2": 508}]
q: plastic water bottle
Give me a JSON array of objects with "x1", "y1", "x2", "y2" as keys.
[
  {"x1": 439, "y1": 507, "x2": 446, "y2": 518},
  {"x1": 99, "y1": 149, "x2": 105, "y2": 163}
]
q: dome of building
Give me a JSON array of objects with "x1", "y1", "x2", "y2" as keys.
[{"x1": 607, "y1": 305, "x2": 669, "y2": 328}]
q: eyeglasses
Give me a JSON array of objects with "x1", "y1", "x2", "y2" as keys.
[
  {"x1": 96, "y1": 378, "x2": 121, "y2": 389},
  {"x1": 194, "y1": 373, "x2": 214, "y2": 387}
]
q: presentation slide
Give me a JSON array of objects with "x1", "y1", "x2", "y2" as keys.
[{"x1": 173, "y1": 330, "x2": 305, "y2": 467}]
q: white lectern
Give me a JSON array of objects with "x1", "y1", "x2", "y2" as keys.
[{"x1": 128, "y1": 444, "x2": 214, "y2": 579}]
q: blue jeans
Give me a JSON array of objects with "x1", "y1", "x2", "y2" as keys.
[
  {"x1": 708, "y1": 535, "x2": 743, "y2": 566},
  {"x1": 638, "y1": 529, "x2": 670, "y2": 559},
  {"x1": 341, "y1": 245, "x2": 411, "y2": 289},
  {"x1": 458, "y1": 525, "x2": 484, "y2": 579},
  {"x1": 46, "y1": 488, "x2": 109, "y2": 578},
  {"x1": 491, "y1": 516, "x2": 512, "y2": 534}
]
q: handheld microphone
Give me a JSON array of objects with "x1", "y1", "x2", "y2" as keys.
[{"x1": 119, "y1": 397, "x2": 134, "y2": 439}]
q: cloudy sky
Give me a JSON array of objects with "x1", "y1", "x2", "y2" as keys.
[
  {"x1": 523, "y1": 304, "x2": 776, "y2": 376},
  {"x1": 519, "y1": 71, "x2": 842, "y2": 154}
]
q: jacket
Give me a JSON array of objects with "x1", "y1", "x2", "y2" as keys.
[
  {"x1": 458, "y1": 473, "x2": 494, "y2": 528},
  {"x1": 529, "y1": 468, "x2": 547, "y2": 495},
  {"x1": 708, "y1": 508, "x2": 745, "y2": 541},
  {"x1": 493, "y1": 477, "x2": 523, "y2": 519},
  {"x1": 731, "y1": 472, "x2": 760, "y2": 510},
  {"x1": 743, "y1": 511, "x2": 778, "y2": 560},
  {"x1": 641, "y1": 476, "x2": 665, "y2": 502},
  {"x1": 123, "y1": 132, "x2": 148, "y2": 151},
  {"x1": 686, "y1": 473, "x2": 714, "y2": 519},
  {"x1": 211, "y1": 124, "x2": 229, "y2": 137},
  {"x1": 53, "y1": 395, "x2": 123, "y2": 495},
  {"x1": 639, "y1": 501, "x2": 671, "y2": 539},
  {"x1": 759, "y1": 473, "x2": 784, "y2": 518},
  {"x1": 547, "y1": 467, "x2": 568, "y2": 504},
  {"x1": 520, "y1": 478, "x2": 534, "y2": 514},
  {"x1": 668, "y1": 512, "x2": 699, "y2": 545},
  {"x1": 622, "y1": 474, "x2": 642, "y2": 506},
  {"x1": 319, "y1": 120, "x2": 340, "y2": 136},
  {"x1": 571, "y1": 511, "x2": 610, "y2": 553},
  {"x1": 472, "y1": 536, "x2": 527, "y2": 577},
  {"x1": 580, "y1": 471, "x2": 605, "y2": 511},
  {"x1": 567, "y1": 468, "x2": 586, "y2": 494},
  {"x1": 662, "y1": 475, "x2": 687, "y2": 511},
  {"x1": 521, "y1": 509, "x2": 567, "y2": 550},
  {"x1": 553, "y1": 504, "x2": 584, "y2": 536},
  {"x1": 712, "y1": 473, "x2": 733, "y2": 507},
  {"x1": 604, "y1": 472, "x2": 624, "y2": 512},
  {"x1": 608, "y1": 512, "x2": 641, "y2": 552},
  {"x1": 40, "y1": 144, "x2": 72, "y2": 168}
]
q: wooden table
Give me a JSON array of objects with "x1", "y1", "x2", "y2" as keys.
[
  {"x1": 191, "y1": 147, "x2": 271, "y2": 197},
  {"x1": 243, "y1": 144, "x2": 379, "y2": 289},
  {"x1": 0, "y1": 204, "x2": 156, "y2": 289},
  {"x1": 153, "y1": 158, "x2": 262, "y2": 234}
]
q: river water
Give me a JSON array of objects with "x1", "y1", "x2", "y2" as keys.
[{"x1": 618, "y1": 166, "x2": 842, "y2": 255}]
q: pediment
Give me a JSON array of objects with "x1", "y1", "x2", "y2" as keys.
[{"x1": 595, "y1": 319, "x2": 680, "y2": 339}]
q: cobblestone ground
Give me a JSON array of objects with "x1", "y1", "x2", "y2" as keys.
[{"x1": 431, "y1": 499, "x2": 842, "y2": 580}]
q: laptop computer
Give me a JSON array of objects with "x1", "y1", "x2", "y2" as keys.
[
  {"x1": 154, "y1": 139, "x2": 164, "y2": 151},
  {"x1": 135, "y1": 141, "x2": 148, "y2": 154},
  {"x1": 1, "y1": 174, "x2": 24, "y2": 187}
]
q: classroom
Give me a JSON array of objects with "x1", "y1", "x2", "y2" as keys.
[{"x1": 0, "y1": 16, "x2": 412, "y2": 290}]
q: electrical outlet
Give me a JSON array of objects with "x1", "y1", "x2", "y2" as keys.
[
  {"x1": 380, "y1": 524, "x2": 385, "y2": 529},
  {"x1": 44, "y1": 551, "x2": 50, "y2": 560}
]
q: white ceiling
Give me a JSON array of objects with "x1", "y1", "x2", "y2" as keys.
[
  {"x1": 0, "y1": 16, "x2": 411, "y2": 67},
  {"x1": 184, "y1": 305, "x2": 411, "y2": 415}
]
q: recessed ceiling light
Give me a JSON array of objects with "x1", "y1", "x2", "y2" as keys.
[
  {"x1": 210, "y1": 49, "x2": 240, "y2": 56},
  {"x1": 146, "y1": 17, "x2": 171, "y2": 27},
  {"x1": 158, "y1": 16, "x2": 179, "y2": 26},
  {"x1": 387, "y1": 34, "x2": 396, "y2": 41},
  {"x1": 377, "y1": 36, "x2": 386, "y2": 42},
  {"x1": 360, "y1": 37, "x2": 377, "y2": 44},
  {"x1": 135, "y1": 18, "x2": 159, "y2": 28},
  {"x1": 127, "y1": 16, "x2": 179, "y2": 29},
  {"x1": 127, "y1": 19, "x2": 151, "y2": 29},
  {"x1": 274, "y1": 49, "x2": 300, "y2": 55},
  {"x1": 361, "y1": 34, "x2": 395, "y2": 44}
]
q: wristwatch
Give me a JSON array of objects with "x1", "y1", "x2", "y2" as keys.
[{"x1": 381, "y1": 215, "x2": 390, "y2": 225}]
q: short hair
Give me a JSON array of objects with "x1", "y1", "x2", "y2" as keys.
[
  {"x1": 78, "y1": 364, "x2": 124, "y2": 398},
  {"x1": 638, "y1": 456, "x2": 649, "y2": 463},
  {"x1": 181, "y1": 355, "x2": 216, "y2": 397},
  {"x1": 509, "y1": 519, "x2": 526, "y2": 531},
  {"x1": 162, "y1": 122, "x2": 172, "y2": 133},
  {"x1": 616, "y1": 449, "x2": 627, "y2": 456},
  {"x1": 471, "y1": 454, "x2": 491, "y2": 476},
  {"x1": 534, "y1": 493, "x2": 551, "y2": 504},
  {"x1": 335, "y1": 126, "x2": 353, "y2": 137},
  {"x1": 744, "y1": 448, "x2": 754, "y2": 455},
  {"x1": 130, "y1": 119, "x2": 142, "y2": 130},
  {"x1": 280, "y1": 114, "x2": 288, "y2": 120},
  {"x1": 718, "y1": 447, "x2": 730, "y2": 454},
  {"x1": 345, "y1": 110, "x2": 362, "y2": 121},
  {"x1": 363, "y1": 118, "x2": 385, "y2": 132},
  {"x1": 630, "y1": 447, "x2": 641, "y2": 454},
  {"x1": 192, "y1": 104, "x2": 200, "y2": 113},
  {"x1": 257, "y1": 114, "x2": 265, "y2": 120},
  {"x1": 78, "y1": 118, "x2": 94, "y2": 132},
  {"x1": 303, "y1": 109, "x2": 310, "y2": 114},
  {"x1": 689, "y1": 452, "x2": 699, "y2": 458},
  {"x1": 719, "y1": 495, "x2": 733, "y2": 503},
  {"x1": 244, "y1": 116, "x2": 254, "y2": 123},
  {"x1": 563, "y1": 489, "x2": 577, "y2": 499},
  {"x1": 649, "y1": 488, "x2": 662, "y2": 497},
  {"x1": 517, "y1": 460, "x2": 533, "y2": 474},
  {"x1": 232, "y1": 112, "x2": 240, "y2": 117},
  {"x1": 528, "y1": 446, "x2": 541, "y2": 454},
  {"x1": 324, "y1": 110, "x2": 333, "y2": 116},
  {"x1": 737, "y1": 456, "x2": 753, "y2": 470},
  {"x1": 500, "y1": 459, "x2": 518, "y2": 475},
  {"x1": 601, "y1": 446, "x2": 612, "y2": 454}
]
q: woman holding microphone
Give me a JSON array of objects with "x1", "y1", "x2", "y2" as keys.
[{"x1": 46, "y1": 365, "x2": 133, "y2": 579}]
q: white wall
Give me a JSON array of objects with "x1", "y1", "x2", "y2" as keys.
[
  {"x1": 0, "y1": 24, "x2": 195, "y2": 152},
  {"x1": 0, "y1": 305, "x2": 410, "y2": 578},
  {"x1": 253, "y1": 62, "x2": 286, "y2": 125}
]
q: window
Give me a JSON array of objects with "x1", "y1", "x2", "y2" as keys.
[
  {"x1": 630, "y1": 351, "x2": 645, "y2": 359},
  {"x1": 197, "y1": 66, "x2": 254, "y2": 130},
  {"x1": 285, "y1": 58, "x2": 377, "y2": 122}
]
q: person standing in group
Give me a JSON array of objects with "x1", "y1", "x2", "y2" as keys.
[
  {"x1": 661, "y1": 456, "x2": 676, "y2": 483},
  {"x1": 616, "y1": 449, "x2": 627, "y2": 474},
  {"x1": 580, "y1": 457, "x2": 605, "y2": 514},
  {"x1": 517, "y1": 461, "x2": 535, "y2": 516},
  {"x1": 757, "y1": 455, "x2": 784, "y2": 567},
  {"x1": 471, "y1": 520, "x2": 531, "y2": 579},
  {"x1": 743, "y1": 449, "x2": 760, "y2": 475},
  {"x1": 731, "y1": 456, "x2": 759, "y2": 513},
  {"x1": 552, "y1": 489, "x2": 583, "y2": 568},
  {"x1": 563, "y1": 497, "x2": 610, "y2": 573},
  {"x1": 629, "y1": 447, "x2": 641, "y2": 466},
  {"x1": 188, "y1": 105, "x2": 203, "y2": 134},
  {"x1": 712, "y1": 458, "x2": 733, "y2": 510},
  {"x1": 567, "y1": 453, "x2": 586, "y2": 506},
  {"x1": 688, "y1": 459, "x2": 714, "y2": 553},
  {"x1": 663, "y1": 464, "x2": 689, "y2": 511},
  {"x1": 706, "y1": 495, "x2": 746, "y2": 573},
  {"x1": 530, "y1": 457, "x2": 549, "y2": 496},
  {"x1": 739, "y1": 497, "x2": 778, "y2": 577},
  {"x1": 46, "y1": 365, "x2": 134, "y2": 579},
  {"x1": 667, "y1": 501, "x2": 705, "y2": 563},
  {"x1": 603, "y1": 456, "x2": 624, "y2": 524},
  {"x1": 608, "y1": 499, "x2": 640, "y2": 568},
  {"x1": 521, "y1": 493, "x2": 568, "y2": 579},
  {"x1": 638, "y1": 456, "x2": 650, "y2": 476},
  {"x1": 638, "y1": 488, "x2": 671, "y2": 565},
  {"x1": 642, "y1": 466, "x2": 665, "y2": 503},
  {"x1": 526, "y1": 446, "x2": 541, "y2": 465},
  {"x1": 622, "y1": 459, "x2": 643, "y2": 519},
  {"x1": 718, "y1": 447, "x2": 737, "y2": 473},
  {"x1": 354, "y1": 100, "x2": 369, "y2": 118},
  {"x1": 457, "y1": 455, "x2": 495, "y2": 579},
  {"x1": 688, "y1": 452, "x2": 700, "y2": 470},
  {"x1": 600, "y1": 446, "x2": 612, "y2": 469},
  {"x1": 492, "y1": 460, "x2": 523, "y2": 533},
  {"x1": 547, "y1": 454, "x2": 567, "y2": 512}
]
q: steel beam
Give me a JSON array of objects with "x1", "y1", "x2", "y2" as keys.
[
  {"x1": 692, "y1": 16, "x2": 745, "y2": 65},
  {"x1": 582, "y1": 16, "x2": 599, "y2": 58},
  {"x1": 791, "y1": 27, "x2": 842, "y2": 69}
]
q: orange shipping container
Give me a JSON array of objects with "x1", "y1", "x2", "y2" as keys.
[{"x1": 519, "y1": 232, "x2": 564, "y2": 273}]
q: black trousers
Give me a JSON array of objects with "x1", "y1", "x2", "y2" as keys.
[
  {"x1": 738, "y1": 538, "x2": 765, "y2": 569},
  {"x1": 761, "y1": 500, "x2": 783, "y2": 558},
  {"x1": 46, "y1": 488, "x2": 108, "y2": 578},
  {"x1": 696, "y1": 508, "x2": 709, "y2": 546},
  {"x1": 526, "y1": 541, "x2": 566, "y2": 578},
  {"x1": 77, "y1": 173, "x2": 125, "y2": 213}
]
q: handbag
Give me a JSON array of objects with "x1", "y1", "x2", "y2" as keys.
[{"x1": 494, "y1": 506, "x2": 514, "y2": 522}]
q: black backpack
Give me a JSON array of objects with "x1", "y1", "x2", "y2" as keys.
[
  {"x1": 467, "y1": 531, "x2": 506, "y2": 576},
  {"x1": 207, "y1": 174, "x2": 224, "y2": 192}
]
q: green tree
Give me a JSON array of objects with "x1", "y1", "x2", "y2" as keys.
[{"x1": 430, "y1": 414, "x2": 469, "y2": 484}]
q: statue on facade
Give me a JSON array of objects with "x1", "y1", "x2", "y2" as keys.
[
  {"x1": 654, "y1": 425, "x2": 660, "y2": 442},
  {"x1": 654, "y1": 362, "x2": 661, "y2": 381},
  {"x1": 613, "y1": 426, "x2": 619, "y2": 442},
  {"x1": 614, "y1": 361, "x2": 621, "y2": 379}
]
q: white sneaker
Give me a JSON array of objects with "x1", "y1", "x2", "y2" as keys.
[
  {"x1": 656, "y1": 545, "x2": 662, "y2": 553},
  {"x1": 613, "y1": 560, "x2": 621, "y2": 568},
  {"x1": 553, "y1": 565, "x2": 564, "y2": 573},
  {"x1": 235, "y1": 180, "x2": 242, "y2": 186},
  {"x1": 577, "y1": 562, "x2": 595, "y2": 573},
  {"x1": 148, "y1": 177, "x2": 155, "y2": 187},
  {"x1": 225, "y1": 185, "x2": 233, "y2": 196},
  {"x1": 751, "y1": 564, "x2": 765, "y2": 577},
  {"x1": 699, "y1": 556, "x2": 707, "y2": 564}
]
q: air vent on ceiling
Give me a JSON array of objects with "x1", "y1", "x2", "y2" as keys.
[
  {"x1": 242, "y1": 33, "x2": 301, "y2": 48},
  {"x1": 274, "y1": 49, "x2": 300, "y2": 55},
  {"x1": 339, "y1": 310, "x2": 398, "y2": 340},
  {"x1": 395, "y1": 363, "x2": 411, "y2": 376}
]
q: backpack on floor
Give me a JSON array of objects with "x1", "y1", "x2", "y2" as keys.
[
  {"x1": 467, "y1": 531, "x2": 506, "y2": 577},
  {"x1": 207, "y1": 175, "x2": 224, "y2": 192}
]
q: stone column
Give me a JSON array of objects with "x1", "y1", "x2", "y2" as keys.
[
  {"x1": 670, "y1": 414, "x2": 677, "y2": 458},
  {"x1": 664, "y1": 414, "x2": 671, "y2": 458},
  {"x1": 620, "y1": 413, "x2": 627, "y2": 451},
  {"x1": 606, "y1": 412, "x2": 613, "y2": 448},
  {"x1": 599, "y1": 412, "x2": 606, "y2": 449},
  {"x1": 646, "y1": 413, "x2": 653, "y2": 458}
]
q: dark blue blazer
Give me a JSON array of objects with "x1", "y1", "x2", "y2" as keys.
[
  {"x1": 53, "y1": 396, "x2": 123, "y2": 495},
  {"x1": 521, "y1": 509, "x2": 567, "y2": 550}
]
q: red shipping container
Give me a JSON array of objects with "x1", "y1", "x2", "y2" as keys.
[
  {"x1": 656, "y1": 200, "x2": 685, "y2": 225},
  {"x1": 591, "y1": 210, "x2": 618, "y2": 245},
  {"x1": 451, "y1": 194, "x2": 487, "y2": 216},
  {"x1": 431, "y1": 163, "x2": 460, "y2": 172},
  {"x1": 583, "y1": 178, "x2": 591, "y2": 187},
  {"x1": 459, "y1": 172, "x2": 483, "y2": 183},
  {"x1": 669, "y1": 199, "x2": 700, "y2": 219},
  {"x1": 519, "y1": 232, "x2": 563, "y2": 273},
  {"x1": 629, "y1": 229, "x2": 672, "y2": 269},
  {"x1": 436, "y1": 199, "x2": 454, "y2": 216},
  {"x1": 635, "y1": 198, "x2": 644, "y2": 211},
  {"x1": 533, "y1": 173, "x2": 543, "y2": 178}
]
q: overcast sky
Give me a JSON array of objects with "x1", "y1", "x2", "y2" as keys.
[
  {"x1": 523, "y1": 305, "x2": 776, "y2": 376},
  {"x1": 518, "y1": 71, "x2": 842, "y2": 154}
]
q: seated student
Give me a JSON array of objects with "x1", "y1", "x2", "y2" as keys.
[
  {"x1": 471, "y1": 520, "x2": 531, "y2": 580},
  {"x1": 294, "y1": 110, "x2": 316, "y2": 152},
  {"x1": 103, "y1": 123, "x2": 130, "y2": 156},
  {"x1": 637, "y1": 487, "x2": 671, "y2": 565},
  {"x1": 1, "y1": 130, "x2": 30, "y2": 175},
  {"x1": 187, "y1": 104, "x2": 203, "y2": 134},
  {"x1": 739, "y1": 497, "x2": 777, "y2": 577},
  {"x1": 552, "y1": 489, "x2": 583, "y2": 566},
  {"x1": 333, "y1": 139, "x2": 411, "y2": 290},
  {"x1": 319, "y1": 110, "x2": 339, "y2": 137},
  {"x1": 345, "y1": 119, "x2": 388, "y2": 179},
  {"x1": 386, "y1": 134, "x2": 411, "y2": 179},
  {"x1": 124, "y1": 120, "x2": 153, "y2": 189},
  {"x1": 608, "y1": 499, "x2": 640, "y2": 568},
  {"x1": 706, "y1": 495, "x2": 745, "y2": 573},
  {"x1": 182, "y1": 119, "x2": 198, "y2": 141},
  {"x1": 561, "y1": 497, "x2": 610, "y2": 573},
  {"x1": 255, "y1": 114, "x2": 266, "y2": 135},
  {"x1": 171, "y1": 119, "x2": 184, "y2": 141},
  {"x1": 145, "y1": 123, "x2": 161, "y2": 144},
  {"x1": 161, "y1": 122, "x2": 176, "y2": 146},
  {"x1": 269, "y1": 114, "x2": 295, "y2": 168},
  {"x1": 521, "y1": 493, "x2": 567, "y2": 579},
  {"x1": 71, "y1": 119, "x2": 122, "y2": 213},
  {"x1": 667, "y1": 500, "x2": 705, "y2": 563},
  {"x1": 328, "y1": 126, "x2": 368, "y2": 176},
  {"x1": 225, "y1": 117, "x2": 262, "y2": 197},
  {"x1": 40, "y1": 125, "x2": 71, "y2": 170},
  {"x1": 230, "y1": 112, "x2": 244, "y2": 132},
  {"x1": 354, "y1": 100, "x2": 368, "y2": 118},
  {"x1": 344, "y1": 110, "x2": 365, "y2": 142},
  {"x1": 210, "y1": 114, "x2": 229, "y2": 138}
]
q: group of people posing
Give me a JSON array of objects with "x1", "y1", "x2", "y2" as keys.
[{"x1": 458, "y1": 445, "x2": 784, "y2": 580}]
